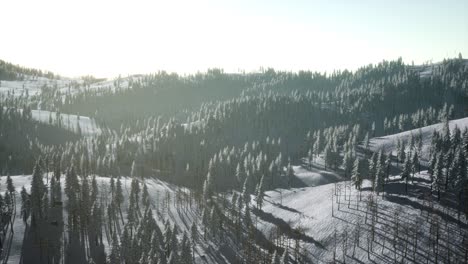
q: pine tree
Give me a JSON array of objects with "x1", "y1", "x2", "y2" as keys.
[
  {"x1": 167, "y1": 252, "x2": 178, "y2": 264},
  {"x1": 384, "y1": 153, "x2": 391, "y2": 179},
  {"x1": 397, "y1": 140, "x2": 406, "y2": 167},
  {"x1": 203, "y1": 171, "x2": 214, "y2": 204},
  {"x1": 6, "y1": 174, "x2": 15, "y2": 195},
  {"x1": 255, "y1": 175, "x2": 265, "y2": 210},
  {"x1": 20, "y1": 186, "x2": 30, "y2": 223},
  {"x1": 191, "y1": 222, "x2": 198, "y2": 262},
  {"x1": 433, "y1": 152, "x2": 444, "y2": 201},
  {"x1": 368, "y1": 153, "x2": 377, "y2": 188},
  {"x1": 351, "y1": 158, "x2": 362, "y2": 191},
  {"x1": 462, "y1": 127, "x2": 468, "y2": 155},
  {"x1": 454, "y1": 148, "x2": 467, "y2": 217},
  {"x1": 442, "y1": 120, "x2": 451, "y2": 153},
  {"x1": 342, "y1": 150, "x2": 354, "y2": 178},
  {"x1": 108, "y1": 233, "x2": 121, "y2": 263},
  {"x1": 429, "y1": 150, "x2": 437, "y2": 176},
  {"x1": 411, "y1": 151, "x2": 419, "y2": 181},
  {"x1": 307, "y1": 148, "x2": 313, "y2": 167},
  {"x1": 313, "y1": 131, "x2": 321, "y2": 156},
  {"x1": 363, "y1": 132, "x2": 370, "y2": 149},
  {"x1": 242, "y1": 174, "x2": 251, "y2": 205},
  {"x1": 235, "y1": 163, "x2": 245, "y2": 188},
  {"x1": 116, "y1": 176, "x2": 124, "y2": 224},
  {"x1": 401, "y1": 154, "x2": 411, "y2": 194},
  {"x1": 30, "y1": 159, "x2": 45, "y2": 226},
  {"x1": 324, "y1": 145, "x2": 332, "y2": 170},
  {"x1": 374, "y1": 156, "x2": 384, "y2": 196},
  {"x1": 180, "y1": 231, "x2": 192, "y2": 264},
  {"x1": 131, "y1": 160, "x2": 138, "y2": 178},
  {"x1": 396, "y1": 139, "x2": 401, "y2": 167},
  {"x1": 142, "y1": 183, "x2": 150, "y2": 210},
  {"x1": 280, "y1": 248, "x2": 289, "y2": 264},
  {"x1": 287, "y1": 161, "x2": 294, "y2": 188},
  {"x1": 271, "y1": 250, "x2": 281, "y2": 264}
]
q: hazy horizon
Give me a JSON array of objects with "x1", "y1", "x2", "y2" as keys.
[{"x1": 1, "y1": 0, "x2": 467, "y2": 78}]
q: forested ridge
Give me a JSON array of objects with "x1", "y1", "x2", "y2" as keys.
[{"x1": 0, "y1": 56, "x2": 467, "y2": 263}]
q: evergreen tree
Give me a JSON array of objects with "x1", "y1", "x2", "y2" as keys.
[
  {"x1": 442, "y1": 120, "x2": 451, "y2": 153},
  {"x1": 397, "y1": 140, "x2": 406, "y2": 167},
  {"x1": 280, "y1": 249, "x2": 289, "y2": 264},
  {"x1": 6, "y1": 174, "x2": 15, "y2": 195},
  {"x1": 235, "y1": 163, "x2": 245, "y2": 188},
  {"x1": 255, "y1": 175, "x2": 265, "y2": 210},
  {"x1": 190, "y1": 222, "x2": 198, "y2": 262},
  {"x1": 30, "y1": 159, "x2": 45, "y2": 226},
  {"x1": 287, "y1": 161, "x2": 294, "y2": 188},
  {"x1": 142, "y1": 183, "x2": 150, "y2": 210},
  {"x1": 242, "y1": 174, "x2": 251, "y2": 205},
  {"x1": 116, "y1": 176, "x2": 124, "y2": 223},
  {"x1": 351, "y1": 158, "x2": 362, "y2": 191},
  {"x1": 108, "y1": 234, "x2": 121, "y2": 263},
  {"x1": 180, "y1": 231, "x2": 192, "y2": 264},
  {"x1": 271, "y1": 250, "x2": 280, "y2": 264},
  {"x1": 428, "y1": 150, "x2": 437, "y2": 176},
  {"x1": 374, "y1": 154, "x2": 384, "y2": 196},
  {"x1": 203, "y1": 172, "x2": 214, "y2": 204},
  {"x1": 401, "y1": 154, "x2": 411, "y2": 194},
  {"x1": 411, "y1": 151, "x2": 419, "y2": 181},
  {"x1": 363, "y1": 132, "x2": 369, "y2": 149},
  {"x1": 433, "y1": 152, "x2": 444, "y2": 201},
  {"x1": 342, "y1": 150, "x2": 354, "y2": 178},
  {"x1": 368, "y1": 153, "x2": 377, "y2": 188},
  {"x1": 20, "y1": 186, "x2": 31, "y2": 223}
]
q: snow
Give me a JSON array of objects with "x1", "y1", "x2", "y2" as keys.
[
  {"x1": 0, "y1": 174, "x2": 223, "y2": 263},
  {"x1": 0, "y1": 75, "x2": 136, "y2": 98},
  {"x1": 0, "y1": 77, "x2": 69, "y2": 97},
  {"x1": 368, "y1": 117, "x2": 468, "y2": 161},
  {"x1": 255, "y1": 170, "x2": 467, "y2": 263},
  {"x1": 30, "y1": 110, "x2": 101, "y2": 136},
  {"x1": 411, "y1": 59, "x2": 468, "y2": 78},
  {"x1": 292, "y1": 165, "x2": 342, "y2": 187}
]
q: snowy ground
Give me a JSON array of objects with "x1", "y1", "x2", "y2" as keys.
[
  {"x1": 368, "y1": 117, "x2": 468, "y2": 161},
  {"x1": 292, "y1": 163, "x2": 342, "y2": 187},
  {"x1": 0, "y1": 77, "x2": 70, "y2": 97},
  {"x1": 0, "y1": 174, "x2": 226, "y2": 264},
  {"x1": 254, "y1": 167, "x2": 467, "y2": 263},
  {"x1": 411, "y1": 59, "x2": 468, "y2": 78},
  {"x1": 30, "y1": 110, "x2": 101, "y2": 136},
  {"x1": 0, "y1": 75, "x2": 136, "y2": 98}
]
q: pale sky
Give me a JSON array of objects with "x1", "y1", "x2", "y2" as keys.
[{"x1": 1, "y1": 0, "x2": 467, "y2": 78}]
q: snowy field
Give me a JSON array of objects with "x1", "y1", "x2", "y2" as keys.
[
  {"x1": 30, "y1": 110, "x2": 101, "y2": 136},
  {"x1": 368, "y1": 117, "x2": 468, "y2": 161},
  {"x1": 255, "y1": 168, "x2": 467, "y2": 263},
  {"x1": 0, "y1": 75, "x2": 135, "y2": 98},
  {"x1": 0, "y1": 175, "x2": 225, "y2": 264}
]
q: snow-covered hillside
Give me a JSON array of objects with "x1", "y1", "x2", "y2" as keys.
[
  {"x1": 368, "y1": 117, "x2": 468, "y2": 161},
  {"x1": 253, "y1": 165, "x2": 467, "y2": 263},
  {"x1": 411, "y1": 59, "x2": 468, "y2": 78},
  {"x1": 0, "y1": 175, "x2": 231, "y2": 264},
  {"x1": 30, "y1": 110, "x2": 101, "y2": 136},
  {"x1": 0, "y1": 75, "x2": 136, "y2": 98},
  {"x1": 0, "y1": 77, "x2": 70, "y2": 97}
]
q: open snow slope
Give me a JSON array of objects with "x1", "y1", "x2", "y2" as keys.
[
  {"x1": 0, "y1": 174, "x2": 229, "y2": 264},
  {"x1": 30, "y1": 110, "x2": 101, "y2": 136},
  {"x1": 254, "y1": 168, "x2": 467, "y2": 263},
  {"x1": 292, "y1": 163, "x2": 342, "y2": 187},
  {"x1": 0, "y1": 77, "x2": 70, "y2": 97},
  {"x1": 368, "y1": 117, "x2": 468, "y2": 161},
  {"x1": 0, "y1": 75, "x2": 135, "y2": 98}
]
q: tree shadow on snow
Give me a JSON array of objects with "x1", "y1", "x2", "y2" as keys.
[{"x1": 253, "y1": 208, "x2": 324, "y2": 249}]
